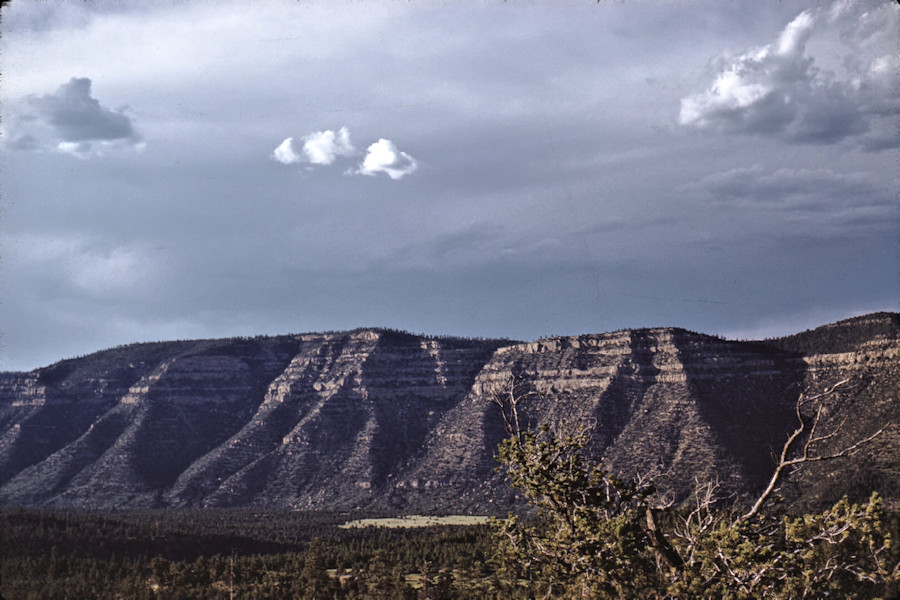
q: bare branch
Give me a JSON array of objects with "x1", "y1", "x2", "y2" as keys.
[
  {"x1": 490, "y1": 377, "x2": 539, "y2": 440},
  {"x1": 741, "y1": 379, "x2": 887, "y2": 521}
]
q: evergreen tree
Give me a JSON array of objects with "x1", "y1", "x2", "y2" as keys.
[
  {"x1": 491, "y1": 383, "x2": 900, "y2": 599},
  {"x1": 300, "y1": 538, "x2": 334, "y2": 598}
]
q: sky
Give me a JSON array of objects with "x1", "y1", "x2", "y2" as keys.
[{"x1": 0, "y1": 0, "x2": 897, "y2": 372}]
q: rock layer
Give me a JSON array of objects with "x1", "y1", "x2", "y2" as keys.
[{"x1": 0, "y1": 314, "x2": 897, "y2": 512}]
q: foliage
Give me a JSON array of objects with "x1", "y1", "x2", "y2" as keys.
[
  {"x1": 493, "y1": 416, "x2": 900, "y2": 599},
  {"x1": 495, "y1": 426, "x2": 661, "y2": 598},
  {"x1": 767, "y1": 312, "x2": 899, "y2": 355},
  {"x1": 0, "y1": 508, "x2": 525, "y2": 599}
]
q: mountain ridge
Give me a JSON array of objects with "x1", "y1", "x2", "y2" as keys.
[{"x1": 0, "y1": 313, "x2": 896, "y2": 512}]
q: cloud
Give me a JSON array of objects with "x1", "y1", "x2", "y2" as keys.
[
  {"x1": 7, "y1": 77, "x2": 142, "y2": 157},
  {"x1": 271, "y1": 126, "x2": 355, "y2": 165},
  {"x1": 272, "y1": 129, "x2": 418, "y2": 180},
  {"x1": 303, "y1": 127, "x2": 355, "y2": 165},
  {"x1": 8, "y1": 233, "x2": 156, "y2": 296},
  {"x1": 271, "y1": 138, "x2": 303, "y2": 165},
  {"x1": 691, "y1": 164, "x2": 894, "y2": 214},
  {"x1": 679, "y1": 1, "x2": 897, "y2": 147},
  {"x1": 356, "y1": 139, "x2": 418, "y2": 180}
]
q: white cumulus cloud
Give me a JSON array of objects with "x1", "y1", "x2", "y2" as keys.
[
  {"x1": 679, "y1": 1, "x2": 897, "y2": 148},
  {"x1": 271, "y1": 128, "x2": 418, "y2": 180},
  {"x1": 302, "y1": 127, "x2": 355, "y2": 165},
  {"x1": 271, "y1": 127, "x2": 355, "y2": 166},
  {"x1": 271, "y1": 137, "x2": 303, "y2": 164},
  {"x1": 356, "y1": 139, "x2": 418, "y2": 180}
]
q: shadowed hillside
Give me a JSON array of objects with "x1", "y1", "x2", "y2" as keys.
[{"x1": 0, "y1": 315, "x2": 896, "y2": 512}]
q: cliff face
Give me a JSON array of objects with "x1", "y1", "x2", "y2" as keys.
[
  {"x1": 0, "y1": 314, "x2": 896, "y2": 512},
  {"x1": 393, "y1": 328, "x2": 806, "y2": 511},
  {"x1": 0, "y1": 331, "x2": 507, "y2": 510},
  {"x1": 773, "y1": 314, "x2": 900, "y2": 507}
]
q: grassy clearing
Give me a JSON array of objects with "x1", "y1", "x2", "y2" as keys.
[{"x1": 339, "y1": 515, "x2": 492, "y2": 529}]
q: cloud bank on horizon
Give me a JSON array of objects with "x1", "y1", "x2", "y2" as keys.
[{"x1": 0, "y1": 0, "x2": 896, "y2": 372}]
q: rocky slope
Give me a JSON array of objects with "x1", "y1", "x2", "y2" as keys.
[{"x1": 0, "y1": 314, "x2": 897, "y2": 512}]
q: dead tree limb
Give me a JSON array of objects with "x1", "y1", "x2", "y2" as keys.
[
  {"x1": 741, "y1": 379, "x2": 885, "y2": 521},
  {"x1": 490, "y1": 378, "x2": 537, "y2": 440}
]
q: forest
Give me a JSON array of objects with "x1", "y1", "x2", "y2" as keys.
[
  {"x1": 2, "y1": 381, "x2": 899, "y2": 599},
  {"x1": 0, "y1": 506, "x2": 505, "y2": 599},
  {"x1": 2, "y1": 458, "x2": 898, "y2": 599}
]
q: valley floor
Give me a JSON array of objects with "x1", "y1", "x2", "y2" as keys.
[{"x1": 0, "y1": 508, "x2": 514, "y2": 600}]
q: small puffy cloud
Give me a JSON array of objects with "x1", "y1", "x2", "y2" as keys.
[
  {"x1": 271, "y1": 128, "x2": 418, "y2": 180},
  {"x1": 356, "y1": 139, "x2": 418, "y2": 180},
  {"x1": 6, "y1": 77, "x2": 141, "y2": 157},
  {"x1": 304, "y1": 127, "x2": 355, "y2": 165},
  {"x1": 271, "y1": 127, "x2": 355, "y2": 165},
  {"x1": 679, "y1": 1, "x2": 897, "y2": 148},
  {"x1": 272, "y1": 137, "x2": 303, "y2": 164}
]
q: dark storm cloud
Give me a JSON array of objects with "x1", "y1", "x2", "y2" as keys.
[
  {"x1": 679, "y1": 3, "x2": 898, "y2": 148},
  {"x1": 11, "y1": 77, "x2": 141, "y2": 156}
]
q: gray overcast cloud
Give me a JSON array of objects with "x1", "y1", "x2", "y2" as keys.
[
  {"x1": 0, "y1": 0, "x2": 897, "y2": 371},
  {"x1": 8, "y1": 77, "x2": 142, "y2": 156}
]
